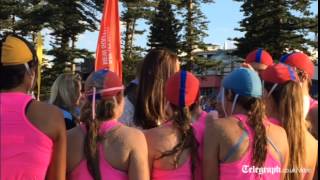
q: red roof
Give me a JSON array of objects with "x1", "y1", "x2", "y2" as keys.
[{"x1": 198, "y1": 75, "x2": 222, "y2": 88}]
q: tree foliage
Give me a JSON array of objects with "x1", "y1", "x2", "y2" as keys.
[
  {"x1": 148, "y1": 0, "x2": 181, "y2": 53},
  {"x1": 233, "y1": 0, "x2": 317, "y2": 59}
]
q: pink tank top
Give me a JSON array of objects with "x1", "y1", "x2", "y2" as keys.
[
  {"x1": 192, "y1": 111, "x2": 207, "y2": 180},
  {"x1": 69, "y1": 120, "x2": 128, "y2": 180},
  {"x1": 268, "y1": 117, "x2": 281, "y2": 126},
  {"x1": 220, "y1": 114, "x2": 282, "y2": 180},
  {"x1": 309, "y1": 97, "x2": 318, "y2": 110},
  {"x1": 0, "y1": 92, "x2": 53, "y2": 179},
  {"x1": 152, "y1": 158, "x2": 192, "y2": 180}
]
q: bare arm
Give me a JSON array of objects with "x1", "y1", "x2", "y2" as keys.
[
  {"x1": 46, "y1": 108, "x2": 67, "y2": 180},
  {"x1": 306, "y1": 137, "x2": 318, "y2": 180},
  {"x1": 307, "y1": 107, "x2": 318, "y2": 139},
  {"x1": 128, "y1": 131, "x2": 150, "y2": 180},
  {"x1": 203, "y1": 113, "x2": 220, "y2": 180}
]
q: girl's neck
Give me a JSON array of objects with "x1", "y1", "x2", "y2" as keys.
[
  {"x1": 266, "y1": 108, "x2": 281, "y2": 120},
  {"x1": 191, "y1": 107, "x2": 203, "y2": 122},
  {"x1": 232, "y1": 106, "x2": 248, "y2": 116}
]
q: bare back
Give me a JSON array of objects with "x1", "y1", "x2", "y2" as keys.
[
  {"x1": 144, "y1": 125, "x2": 190, "y2": 170},
  {"x1": 304, "y1": 131, "x2": 318, "y2": 180},
  {"x1": 213, "y1": 116, "x2": 288, "y2": 165},
  {"x1": 67, "y1": 124, "x2": 149, "y2": 180},
  {"x1": 204, "y1": 114, "x2": 289, "y2": 180}
]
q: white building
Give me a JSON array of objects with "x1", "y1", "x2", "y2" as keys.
[{"x1": 193, "y1": 44, "x2": 243, "y2": 76}]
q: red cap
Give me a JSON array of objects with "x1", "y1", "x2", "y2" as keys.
[
  {"x1": 85, "y1": 70, "x2": 124, "y2": 98},
  {"x1": 280, "y1": 52, "x2": 315, "y2": 79},
  {"x1": 261, "y1": 63, "x2": 299, "y2": 84},
  {"x1": 165, "y1": 71, "x2": 200, "y2": 107},
  {"x1": 102, "y1": 71, "x2": 123, "y2": 97},
  {"x1": 245, "y1": 48, "x2": 274, "y2": 66}
]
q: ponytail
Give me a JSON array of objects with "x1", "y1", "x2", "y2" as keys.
[
  {"x1": 234, "y1": 92, "x2": 267, "y2": 168},
  {"x1": 80, "y1": 97, "x2": 119, "y2": 180},
  {"x1": 247, "y1": 99, "x2": 267, "y2": 167},
  {"x1": 266, "y1": 82, "x2": 306, "y2": 180},
  {"x1": 157, "y1": 105, "x2": 199, "y2": 180}
]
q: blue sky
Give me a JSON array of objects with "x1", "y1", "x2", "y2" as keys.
[{"x1": 44, "y1": 0, "x2": 318, "y2": 52}]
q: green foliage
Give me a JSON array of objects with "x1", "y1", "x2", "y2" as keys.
[
  {"x1": 233, "y1": 0, "x2": 317, "y2": 60},
  {"x1": 178, "y1": 0, "x2": 214, "y2": 70},
  {"x1": 0, "y1": 0, "x2": 102, "y2": 99},
  {"x1": 148, "y1": 0, "x2": 181, "y2": 53}
]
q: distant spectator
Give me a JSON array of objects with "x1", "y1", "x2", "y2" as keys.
[
  {"x1": 244, "y1": 48, "x2": 274, "y2": 74},
  {"x1": 119, "y1": 62, "x2": 142, "y2": 126},
  {"x1": 49, "y1": 73, "x2": 82, "y2": 129}
]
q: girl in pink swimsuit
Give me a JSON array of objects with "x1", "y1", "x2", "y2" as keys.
[
  {"x1": 204, "y1": 68, "x2": 289, "y2": 180},
  {"x1": 144, "y1": 71, "x2": 202, "y2": 180},
  {"x1": 67, "y1": 70, "x2": 149, "y2": 180},
  {"x1": 1, "y1": 34, "x2": 66, "y2": 180},
  {"x1": 261, "y1": 63, "x2": 318, "y2": 180}
]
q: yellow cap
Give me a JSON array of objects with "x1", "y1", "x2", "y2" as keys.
[{"x1": 1, "y1": 35, "x2": 34, "y2": 66}]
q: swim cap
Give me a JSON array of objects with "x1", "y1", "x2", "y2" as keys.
[
  {"x1": 166, "y1": 71, "x2": 200, "y2": 107},
  {"x1": 0, "y1": 34, "x2": 37, "y2": 66},
  {"x1": 245, "y1": 48, "x2": 274, "y2": 66},
  {"x1": 223, "y1": 68, "x2": 262, "y2": 98},
  {"x1": 261, "y1": 63, "x2": 299, "y2": 84},
  {"x1": 85, "y1": 69, "x2": 124, "y2": 99},
  {"x1": 280, "y1": 52, "x2": 315, "y2": 79}
]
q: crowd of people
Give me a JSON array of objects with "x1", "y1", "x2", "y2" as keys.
[{"x1": 0, "y1": 34, "x2": 318, "y2": 180}]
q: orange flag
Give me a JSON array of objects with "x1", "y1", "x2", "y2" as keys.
[{"x1": 95, "y1": 0, "x2": 122, "y2": 80}]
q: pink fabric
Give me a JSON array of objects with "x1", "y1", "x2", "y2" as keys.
[
  {"x1": 219, "y1": 114, "x2": 282, "y2": 180},
  {"x1": 309, "y1": 97, "x2": 318, "y2": 110},
  {"x1": 268, "y1": 117, "x2": 281, "y2": 126},
  {"x1": 0, "y1": 92, "x2": 53, "y2": 179},
  {"x1": 69, "y1": 120, "x2": 128, "y2": 180},
  {"x1": 152, "y1": 158, "x2": 192, "y2": 180},
  {"x1": 192, "y1": 111, "x2": 207, "y2": 180}
]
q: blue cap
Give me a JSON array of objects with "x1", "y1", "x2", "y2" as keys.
[{"x1": 222, "y1": 68, "x2": 262, "y2": 98}]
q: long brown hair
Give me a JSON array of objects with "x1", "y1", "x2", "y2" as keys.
[
  {"x1": 157, "y1": 104, "x2": 199, "y2": 179},
  {"x1": 265, "y1": 82, "x2": 306, "y2": 180},
  {"x1": 228, "y1": 90, "x2": 268, "y2": 167},
  {"x1": 134, "y1": 48, "x2": 179, "y2": 129},
  {"x1": 80, "y1": 72, "x2": 123, "y2": 180}
]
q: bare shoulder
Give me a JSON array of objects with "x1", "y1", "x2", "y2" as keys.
[
  {"x1": 67, "y1": 126, "x2": 84, "y2": 147},
  {"x1": 268, "y1": 123, "x2": 288, "y2": 138},
  {"x1": 266, "y1": 123, "x2": 289, "y2": 154},
  {"x1": 143, "y1": 127, "x2": 161, "y2": 140},
  {"x1": 205, "y1": 114, "x2": 229, "y2": 135},
  {"x1": 27, "y1": 100, "x2": 65, "y2": 140},
  {"x1": 305, "y1": 131, "x2": 318, "y2": 169},
  {"x1": 118, "y1": 126, "x2": 147, "y2": 148},
  {"x1": 29, "y1": 101, "x2": 64, "y2": 125},
  {"x1": 306, "y1": 131, "x2": 318, "y2": 150}
]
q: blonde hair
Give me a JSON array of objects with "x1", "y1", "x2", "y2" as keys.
[
  {"x1": 265, "y1": 81, "x2": 306, "y2": 180},
  {"x1": 49, "y1": 73, "x2": 82, "y2": 113}
]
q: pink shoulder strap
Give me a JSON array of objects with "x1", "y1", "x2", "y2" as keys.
[
  {"x1": 99, "y1": 120, "x2": 121, "y2": 135},
  {"x1": 233, "y1": 114, "x2": 254, "y2": 143},
  {"x1": 79, "y1": 120, "x2": 121, "y2": 135}
]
